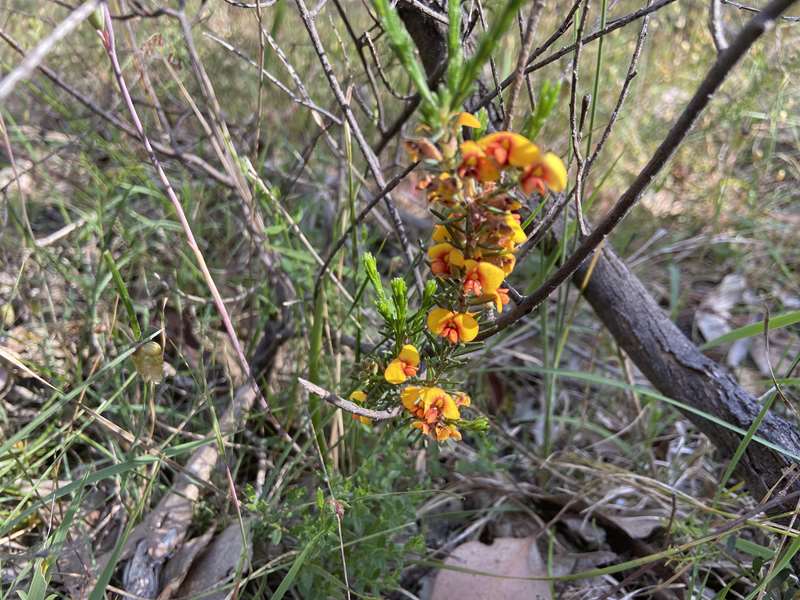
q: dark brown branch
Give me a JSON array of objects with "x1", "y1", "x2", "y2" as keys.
[
  {"x1": 584, "y1": 9, "x2": 650, "y2": 174},
  {"x1": 480, "y1": 0, "x2": 799, "y2": 339},
  {"x1": 574, "y1": 246, "x2": 800, "y2": 506},
  {"x1": 502, "y1": 0, "x2": 544, "y2": 130}
]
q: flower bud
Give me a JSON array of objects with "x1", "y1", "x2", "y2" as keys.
[
  {"x1": 88, "y1": 7, "x2": 105, "y2": 32},
  {"x1": 133, "y1": 341, "x2": 164, "y2": 383}
]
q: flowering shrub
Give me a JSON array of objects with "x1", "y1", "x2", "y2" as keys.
[{"x1": 352, "y1": 113, "x2": 566, "y2": 442}]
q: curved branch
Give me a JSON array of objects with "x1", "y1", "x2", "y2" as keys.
[{"x1": 298, "y1": 378, "x2": 403, "y2": 421}]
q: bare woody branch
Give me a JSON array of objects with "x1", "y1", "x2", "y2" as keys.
[{"x1": 298, "y1": 378, "x2": 403, "y2": 421}]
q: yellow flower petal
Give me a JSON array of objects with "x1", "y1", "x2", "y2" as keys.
[
  {"x1": 460, "y1": 140, "x2": 484, "y2": 158},
  {"x1": 505, "y1": 214, "x2": 527, "y2": 244},
  {"x1": 427, "y1": 307, "x2": 452, "y2": 336},
  {"x1": 401, "y1": 386, "x2": 423, "y2": 411},
  {"x1": 508, "y1": 137, "x2": 540, "y2": 168},
  {"x1": 384, "y1": 359, "x2": 407, "y2": 384},
  {"x1": 456, "y1": 112, "x2": 481, "y2": 128},
  {"x1": 442, "y1": 396, "x2": 460, "y2": 420},
  {"x1": 432, "y1": 225, "x2": 451, "y2": 242},
  {"x1": 477, "y1": 261, "x2": 505, "y2": 295},
  {"x1": 428, "y1": 242, "x2": 454, "y2": 261},
  {"x1": 448, "y1": 248, "x2": 465, "y2": 267},
  {"x1": 542, "y1": 152, "x2": 567, "y2": 192},
  {"x1": 454, "y1": 313, "x2": 479, "y2": 342},
  {"x1": 349, "y1": 390, "x2": 367, "y2": 403},
  {"x1": 477, "y1": 132, "x2": 540, "y2": 168},
  {"x1": 398, "y1": 344, "x2": 420, "y2": 366}
]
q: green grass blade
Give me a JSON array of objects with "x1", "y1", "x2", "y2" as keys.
[
  {"x1": 699, "y1": 310, "x2": 800, "y2": 350},
  {"x1": 272, "y1": 528, "x2": 326, "y2": 600}
]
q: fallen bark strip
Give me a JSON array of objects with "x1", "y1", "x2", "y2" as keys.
[{"x1": 575, "y1": 246, "x2": 800, "y2": 503}]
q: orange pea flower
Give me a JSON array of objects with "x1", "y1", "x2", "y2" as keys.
[
  {"x1": 349, "y1": 390, "x2": 371, "y2": 425},
  {"x1": 427, "y1": 308, "x2": 479, "y2": 344},
  {"x1": 520, "y1": 152, "x2": 568, "y2": 194},
  {"x1": 458, "y1": 141, "x2": 500, "y2": 182},
  {"x1": 412, "y1": 387, "x2": 463, "y2": 441},
  {"x1": 412, "y1": 420, "x2": 462, "y2": 441},
  {"x1": 476, "y1": 132, "x2": 539, "y2": 169},
  {"x1": 428, "y1": 242, "x2": 465, "y2": 277},
  {"x1": 462, "y1": 259, "x2": 505, "y2": 297},
  {"x1": 384, "y1": 344, "x2": 420, "y2": 384},
  {"x1": 401, "y1": 385, "x2": 424, "y2": 418}
]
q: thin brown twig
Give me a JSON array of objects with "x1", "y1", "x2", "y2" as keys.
[
  {"x1": 99, "y1": 8, "x2": 291, "y2": 444},
  {"x1": 0, "y1": 28, "x2": 234, "y2": 186},
  {"x1": 503, "y1": 0, "x2": 544, "y2": 130},
  {"x1": 202, "y1": 31, "x2": 341, "y2": 124},
  {"x1": 294, "y1": 0, "x2": 424, "y2": 293},
  {"x1": 479, "y1": 0, "x2": 799, "y2": 340},
  {"x1": 314, "y1": 160, "x2": 419, "y2": 300},
  {"x1": 721, "y1": 0, "x2": 800, "y2": 21},
  {"x1": 475, "y1": 0, "x2": 506, "y2": 123},
  {"x1": 473, "y1": 0, "x2": 678, "y2": 111},
  {"x1": 584, "y1": 4, "x2": 650, "y2": 174},
  {"x1": 569, "y1": 0, "x2": 591, "y2": 237},
  {"x1": 332, "y1": 0, "x2": 387, "y2": 131}
]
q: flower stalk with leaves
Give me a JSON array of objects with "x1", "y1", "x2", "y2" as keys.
[{"x1": 340, "y1": 0, "x2": 567, "y2": 442}]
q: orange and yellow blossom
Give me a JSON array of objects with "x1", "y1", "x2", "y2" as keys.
[
  {"x1": 427, "y1": 308, "x2": 479, "y2": 344},
  {"x1": 520, "y1": 152, "x2": 568, "y2": 195},
  {"x1": 428, "y1": 242, "x2": 465, "y2": 277},
  {"x1": 462, "y1": 259, "x2": 505, "y2": 297},
  {"x1": 458, "y1": 141, "x2": 500, "y2": 182},
  {"x1": 402, "y1": 386, "x2": 463, "y2": 442},
  {"x1": 413, "y1": 420, "x2": 461, "y2": 441},
  {"x1": 476, "y1": 132, "x2": 539, "y2": 169},
  {"x1": 384, "y1": 344, "x2": 420, "y2": 384},
  {"x1": 349, "y1": 390, "x2": 371, "y2": 425}
]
